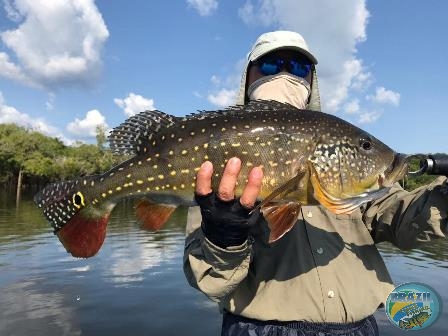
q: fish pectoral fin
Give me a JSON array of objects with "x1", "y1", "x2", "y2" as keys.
[
  {"x1": 255, "y1": 167, "x2": 307, "y2": 211},
  {"x1": 261, "y1": 201, "x2": 302, "y2": 243},
  {"x1": 135, "y1": 199, "x2": 177, "y2": 231}
]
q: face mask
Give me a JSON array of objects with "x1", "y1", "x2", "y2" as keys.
[{"x1": 247, "y1": 72, "x2": 311, "y2": 109}]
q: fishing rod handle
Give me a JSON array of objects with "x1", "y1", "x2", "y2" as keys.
[{"x1": 421, "y1": 154, "x2": 448, "y2": 176}]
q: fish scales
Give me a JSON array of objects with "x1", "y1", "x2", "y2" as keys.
[
  {"x1": 101, "y1": 106, "x2": 341, "y2": 201},
  {"x1": 35, "y1": 100, "x2": 410, "y2": 257}
]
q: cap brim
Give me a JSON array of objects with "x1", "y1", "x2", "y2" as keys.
[{"x1": 250, "y1": 44, "x2": 318, "y2": 64}]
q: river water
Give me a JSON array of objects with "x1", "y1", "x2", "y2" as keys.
[{"x1": 0, "y1": 195, "x2": 447, "y2": 335}]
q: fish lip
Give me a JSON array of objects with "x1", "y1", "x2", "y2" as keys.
[{"x1": 381, "y1": 153, "x2": 410, "y2": 187}]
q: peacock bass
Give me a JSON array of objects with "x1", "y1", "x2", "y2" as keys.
[{"x1": 35, "y1": 100, "x2": 410, "y2": 258}]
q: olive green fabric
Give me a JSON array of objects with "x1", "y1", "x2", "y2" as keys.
[{"x1": 183, "y1": 177, "x2": 447, "y2": 323}]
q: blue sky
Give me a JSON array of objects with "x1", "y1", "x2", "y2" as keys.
[{"x1": 0, "y1": 0, "x2": 446, "y2": 155}]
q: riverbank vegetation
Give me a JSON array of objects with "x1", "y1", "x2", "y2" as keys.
[{"x1": 0, "y1": 124, "x2": 122, "y2": 200}]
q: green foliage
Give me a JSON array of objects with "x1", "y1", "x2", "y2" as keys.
[
  {"x1": 0, "y1": 124, "x2": 120, "y2": 189},
  {"x1": 400, "y1": 156, "x2": 438, "y2": 191}
]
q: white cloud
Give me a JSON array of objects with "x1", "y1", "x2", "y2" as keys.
[
  {"x1": 238, "y1": 0, "x2": 271, "y2": 26},
  {"x1": 0, "y1": 52, "x2": 32, "y2": 86},
  {"x1": 0, "y1": 91, "x2": 71, "y2": 142},
  {"x1": 114, "y1": 93, "x2": 156, "y2": 117},
  {"x1": 187, "y1": 0, "x2": 218, "y2": 16},
  {"x1": 344, "y1": 99, "x2": 360, "y2": 115},
  {"x1": 358, "y1": 110, "x2": 382, "y2": 124},
  {"x1": 46, "y1": 92, "x2": 55, "y2": 111},
  {"x1": 0, "y1": 0, "x2": 109, "y2": 89},
  {"x1": 3, "y1": 0, "x2": 21, "y2": 22},
  {"x1": 238, "y1": 0, "x2": 372, "y2": 113},
  {"x1": 193, "y1": 91, "x2": 203, "y2": 98},
  {"x1": 207, "y1": 89, "x2": 237, "y2": 107},
  {"x1": 210, "y1": 74, "x2": 221, "y2": 85},
  {"x1": 66, "y1": 109, "x2": 108, "y2": 137},
  {"x1": 367, "y1": 86, "x2": 400, "y2": 106},
  {"x1": 205, "y1": 58, "x2": 245, "y2": 107}
]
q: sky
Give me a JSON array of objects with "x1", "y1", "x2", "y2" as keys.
[{"x1": 0, "y1": 0, "x2": 446, "y2": 155}]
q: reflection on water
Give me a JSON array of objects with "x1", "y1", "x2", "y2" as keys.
[{"x1": 0, "y1": 195, "x2": 447, "y2": 335}]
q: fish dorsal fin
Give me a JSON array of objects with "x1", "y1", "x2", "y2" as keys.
[
  {"x1": 108, "y1": 110, "x2": 178, "y2": 155},
  {"x1": 186, "y1": 100, "x2": 300, "y2": 121}
]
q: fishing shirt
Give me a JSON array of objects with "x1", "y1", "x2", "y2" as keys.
[{"x1": 183, "y1": 177, "x2": 448, "y2": 323}]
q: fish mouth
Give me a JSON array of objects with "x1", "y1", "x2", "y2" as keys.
[{"x1": 379, "y1": 153, "x2": 410, "y2": 187}]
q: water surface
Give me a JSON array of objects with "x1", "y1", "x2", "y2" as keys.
[{"x1": 0, "y1": 195, "x2": 447, "y2": 335}]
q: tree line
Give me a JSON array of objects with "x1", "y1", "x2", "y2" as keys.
[
  {"x1": 0, "y1": 123, "x2": 438, "y2": 200},
  {"x1": 0, "y1": 124, "x2": 122, "y2": 201}
]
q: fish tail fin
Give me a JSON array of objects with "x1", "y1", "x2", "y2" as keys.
[
  {"x1": 135, "y1": 199, "x2": 177, "y2": 231},
  {"x1": 34, "y1": 175, "x2": 113, "y2": 258}
]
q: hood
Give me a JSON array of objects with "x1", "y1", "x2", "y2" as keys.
[{"x1": 235, "y1": 31, "x2": 321, "y2": 111}]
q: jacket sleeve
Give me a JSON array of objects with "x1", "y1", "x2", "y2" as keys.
[
  {"x1": 362, "y1": 176, "x2": 448, "y2": 250},
  {"x1": 183, "y1": 206, "x2": 252, "y2": 302}
]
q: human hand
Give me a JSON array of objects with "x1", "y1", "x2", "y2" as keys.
[{"x1": 194, "y1": 157, "x2": 264, "y2": 247}]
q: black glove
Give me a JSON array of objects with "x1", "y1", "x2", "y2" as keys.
[{"x1": 194, "y1": 192, "x2": 261, "y2": 248}]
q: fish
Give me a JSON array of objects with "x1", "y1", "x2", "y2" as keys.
[
  {"x1": 34, "y1": 100, "x2": 410, "y2": 258},
  {"x1": 398, "y1": 311, "x2": 431, "y2": 329}
]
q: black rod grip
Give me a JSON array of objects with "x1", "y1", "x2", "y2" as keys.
[{"x1": 423, "y1": 154, "x2": 448, "y2": 176}]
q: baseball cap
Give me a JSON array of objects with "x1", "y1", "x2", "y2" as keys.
[{"x1": 247, "y1": 31, "x2": 318, "y2": 64}]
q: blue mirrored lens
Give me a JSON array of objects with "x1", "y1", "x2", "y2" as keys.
[
  {"x1": 289, "y1": 61, "x2": 311, "y2": 78},
  {"x1": 258, "y1": 58, "x2": 311, "y2": 78},
  {"x1": 259, "y1": 61, "x2": 282, "y2": 75}
]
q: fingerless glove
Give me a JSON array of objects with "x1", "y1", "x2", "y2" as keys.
[{"x1": 194, "y1": 192, "x2": 261, "y2": 248}]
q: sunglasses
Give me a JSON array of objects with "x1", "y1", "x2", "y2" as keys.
[{"x1": 255, "y1": 56, "x2": 312, "y2": 78}]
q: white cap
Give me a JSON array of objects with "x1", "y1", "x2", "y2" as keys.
[{"x1": 247, "y1": 31, "x2": 318, "y2": 64}]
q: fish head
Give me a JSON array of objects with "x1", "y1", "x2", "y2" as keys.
[
  {"x1": 34, "y1": 176, "x2": 113, "y2": 258},
  {"x1": 309, "y1": 127, "x2": 409, "y2": 202}
]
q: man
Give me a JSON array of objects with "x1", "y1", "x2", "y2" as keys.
[{"x1": 183, "y1": 31, "x2": 447, "y2": 336}]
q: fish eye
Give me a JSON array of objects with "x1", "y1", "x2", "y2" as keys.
[
  {"x1": 360, "y1": 137, "x2": 372, "y2": 151},
  {"x1": 72, "y1": 191, "x2": 85, "y2": 208}
]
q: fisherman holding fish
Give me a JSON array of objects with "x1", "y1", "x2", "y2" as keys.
[
  {"x1": 183, "y1": 31, "x2": 448, "y2": 336},
  {"x1": 33, "y1": 29, "x2": 448, "y2": 336}
]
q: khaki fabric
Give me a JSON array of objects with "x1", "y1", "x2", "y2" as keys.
[{"x1": 183, "y1": 177, "x2": 448, "y2": 323}]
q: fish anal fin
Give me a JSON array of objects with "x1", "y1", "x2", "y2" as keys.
[
  {"x1": 261, "y1": 202, "x2": 301, "y2": 243},
  {"x1": 57, "y1": 211, "x2": 110, "y2": 258},
  {"x1": 136, "y1": 199, "x2": 177, "y2": 231}
]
